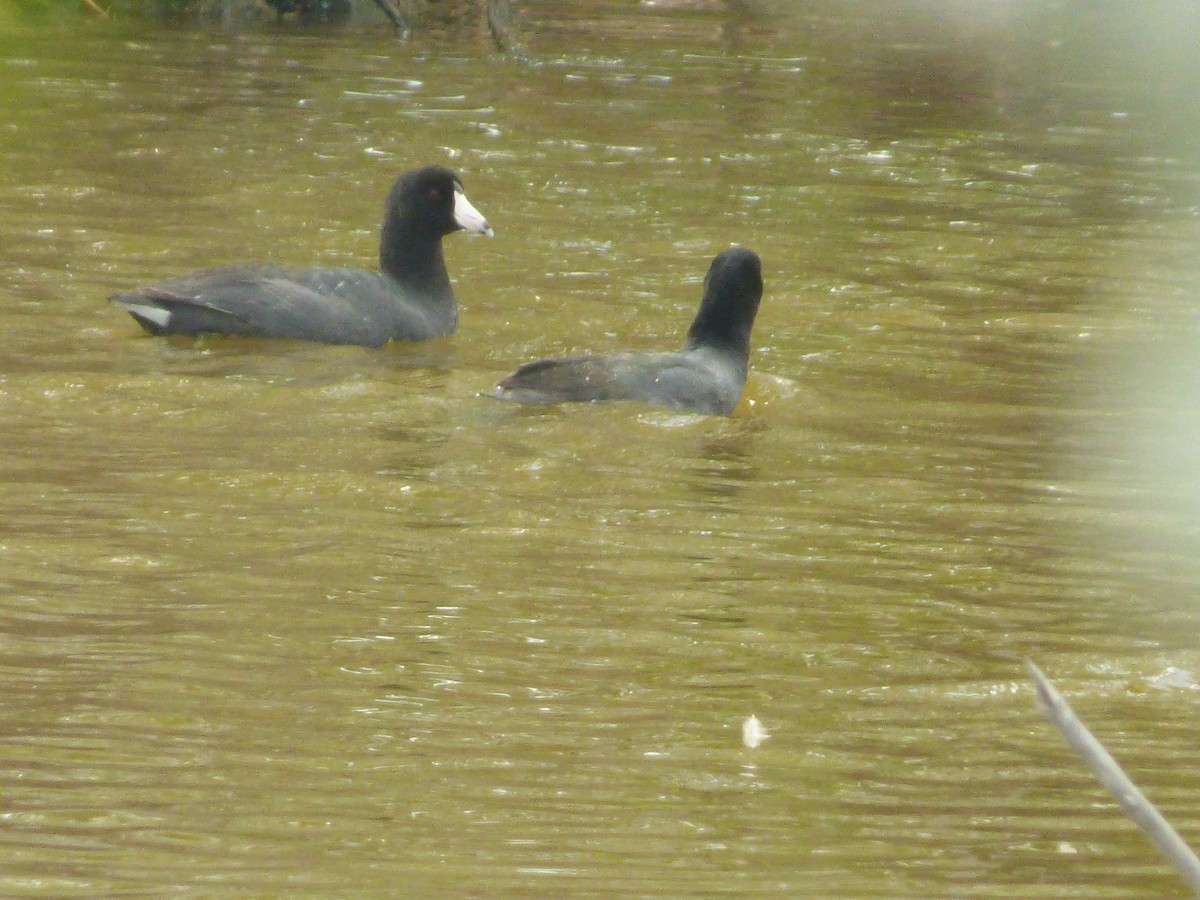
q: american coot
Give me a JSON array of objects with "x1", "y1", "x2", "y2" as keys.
[
  {"x1": 491, "y1": 247, "x2": 764, "y2": 416},
  {"x1": 110, "y1": 165, "x2": 493, "y2": 347}
]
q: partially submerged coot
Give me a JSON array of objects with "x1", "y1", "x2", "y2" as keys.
[
  {"x1": 491, "y1": 247, "x2": 764, "y2": 416},
  {"x1": 110, "y1": 165, "x2": 492, "y2": 347}
]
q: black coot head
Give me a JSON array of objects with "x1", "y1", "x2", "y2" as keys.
[
  {"x1": 705, "y1": 247, "x2": 762, "y2": 304},
  {"x1": 686, "y1": 247, "x2": 763, "y2": 353},
  {"x1": 385, "y1": 166, "x2": 491, "y2": 240}
]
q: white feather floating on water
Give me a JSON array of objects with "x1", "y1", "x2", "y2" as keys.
[{"x1": 742, "y1": 715, "x2": 769, "y2": 749}]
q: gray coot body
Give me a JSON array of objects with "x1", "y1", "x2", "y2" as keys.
[
  {"x1": 109, "y1": 166, "x2": 492, "y2": 347},
  {"x1": 491, "y1": 247, "x2": 763, "y2": 416}
]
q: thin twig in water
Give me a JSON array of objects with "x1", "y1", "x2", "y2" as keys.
[
  {"x1": 82, "y1": 0, "x2": 109, "y2": 18},
  {"x1": 372, "y1": 0, "x2": 409, "y2": 31},
  {"x1": 1027, "y1": 660, "x2": 1200, "y2": 895},
  {"x1": 487, "y1": 0, "x2": 530, "y2": 63}
]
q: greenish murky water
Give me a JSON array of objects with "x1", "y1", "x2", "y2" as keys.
[{"x1": 2, "y1": 2, "x2": 1200, "y2": 895}]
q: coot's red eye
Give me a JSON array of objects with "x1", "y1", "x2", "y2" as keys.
[{"x1": 428, "y1": 187, "x2": 443, "y2": 201}]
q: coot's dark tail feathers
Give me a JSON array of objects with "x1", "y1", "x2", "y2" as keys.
[
  {"x1": 110, "y1": 290, "x2": 253, "y2": 337},
  {"x1": 494, "y1": 357, "x2": 597, "y2": 404}
]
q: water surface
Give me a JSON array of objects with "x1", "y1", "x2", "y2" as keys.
[{"x1": 2, "y1": 1, "x2": 1200, "y2": 895}]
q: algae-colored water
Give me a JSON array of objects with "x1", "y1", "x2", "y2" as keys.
[{"x1": 2, "y1": 2, "x2": 1200, "y2": 895}]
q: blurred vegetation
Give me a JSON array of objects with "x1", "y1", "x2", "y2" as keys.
[
  {"x1": 0, "y1": 0, "x2": 505, "y2": 32},
  {"x1": 1, "y1": 0, "x2": 225, "y2": 22},
  {"x1": 1, "y1": 0, "x2": 389, "y2": 25},
  {"x1": 3, "y1": 0, "x2": 151, "y2": 17}
]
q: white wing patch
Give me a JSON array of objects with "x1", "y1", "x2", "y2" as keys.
[{"x1": 114, "y1": 301, "x2": 171, "y2": 328}]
